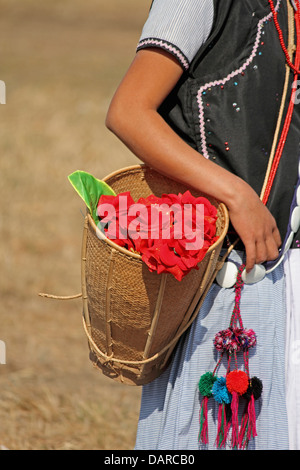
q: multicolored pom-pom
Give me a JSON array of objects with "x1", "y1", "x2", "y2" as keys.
[
  {"x1": 239, "y1": 328, "x2": 256, "y2": 350},
  {"x1": 198, "y1": 371, "x2": 217, "y2": 398},
  {"x1": 243, "y1": 376, "x2": 263, "y2": 401},
  {"x1": 214, "y1": 327, "x2": 256, "y2": 354},
  {"x1": 212, "y1": 377, "x2": 232, "y2": 404},
  {"x1": 226, "y1": 370, "x2": 249, "y2": 395}
]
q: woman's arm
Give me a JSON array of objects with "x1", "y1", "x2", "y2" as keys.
[{"x1": 106, "y1": 49, "x2": 281, "y2": 272}]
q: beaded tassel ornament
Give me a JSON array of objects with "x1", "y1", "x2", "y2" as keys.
[{"x1": 198, "y1": 265, "x2": 263, "y2": 449}]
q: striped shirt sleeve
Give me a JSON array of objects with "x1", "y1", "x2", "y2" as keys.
[{"x1": 136, "y1": 0, "x2": 214, "y2": 71}]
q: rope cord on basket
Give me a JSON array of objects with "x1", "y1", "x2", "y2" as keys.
[
  {"x1": 142, "y1": 273, "x2": 168, "y2": 362},
  {"x1": 38, "y1": 292, "x2": 82, "y2": 300}
]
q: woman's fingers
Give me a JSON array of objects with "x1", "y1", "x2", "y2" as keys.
[
  {"x1": 244, "y1": 225, "x2": 282, "y2": 273},
  {"x1": 272, "y1": 225, "x2": 282, "y2": 249},
  {"x1": 228, "y1": 186, "x2": 282, "y2": 273},
  {"x1": 244, "y1": 241, "x2": 257, "y2": 273}
]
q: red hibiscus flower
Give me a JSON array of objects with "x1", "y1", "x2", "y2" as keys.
[{"x1": 97, "y1": 190, "x2": 219, "y2": 281}]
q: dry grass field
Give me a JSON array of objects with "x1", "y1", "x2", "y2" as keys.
[{"x1": 0, "y1": 0, "x2": 150, "y2": 450}]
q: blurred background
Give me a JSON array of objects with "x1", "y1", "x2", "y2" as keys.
[{"x1": 0, "y1": 0, "x2": 149, "y2": 450}]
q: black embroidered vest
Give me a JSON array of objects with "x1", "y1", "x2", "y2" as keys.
[{"x1": 158, "y1": 0, "x2": 300, "y2": 248}]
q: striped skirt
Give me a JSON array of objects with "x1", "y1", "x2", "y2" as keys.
[{"x1": 135, "y1": 249, "x2": 300, "y2": 450}]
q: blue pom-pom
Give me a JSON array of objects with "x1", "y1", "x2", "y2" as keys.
[{"x1": 212, "y1": 377, "x2": 232, "y2": 404}]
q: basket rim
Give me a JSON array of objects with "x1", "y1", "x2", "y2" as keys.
[
  {"x1": 90, "y1": 163, "x2": 230, "y2": 261},
  {"x1": 90, "y1": 213, "x2": 142, "y2": 260}
]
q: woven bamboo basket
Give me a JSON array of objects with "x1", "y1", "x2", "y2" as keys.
[{"x1": 81, "y1": 164, "x2": 229, "y2": 385}]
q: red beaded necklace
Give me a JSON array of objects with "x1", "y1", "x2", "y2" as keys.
[
  {"x1": 263, "y1": 0, "x2": 300, "y2": 205},
  {"x1": 269, "y1": 0, "x2": 300, "y2": 75}
]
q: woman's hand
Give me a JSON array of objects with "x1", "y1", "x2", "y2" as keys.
[{"x1": 226, "y1": 178, "x2": 282, "y2": 272}]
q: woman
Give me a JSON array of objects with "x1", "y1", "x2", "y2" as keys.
[{"x1": 106, "y1": 0, "x2": 300, "y2": 450}]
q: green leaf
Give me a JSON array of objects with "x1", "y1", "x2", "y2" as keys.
[{"x1": 68, "y1": 170, "x2": 116, "y2": 222}]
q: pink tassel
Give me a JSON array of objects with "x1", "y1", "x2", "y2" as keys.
[
  {"x1": 247, "y1": 395, "x2": 257, "y2": 440},
  {"x1": 230, "y1": 391, "x2": 239, "y2": 448},
  {"x1": 216, "y1": 404, "x2": 225, "y2": 448},
  {"x1": 215, "y1": 403, "x2": 230, "y2": 448},
  {"x1": 238, "y1": 395, "x2": 257, "y2": 449},
  {"x1": 238, "y1": 404, "x2": 249, "y2": 449},
  {"x1": 225, "y1": 411, "x2": 232, "y2": 443},
  {"x1": 199, "y1": 397, "x2": 209, "y2": 445}
]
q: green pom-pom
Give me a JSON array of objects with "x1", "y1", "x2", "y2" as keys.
[{"x1": 198, "y1": 372, "x2": 217, "y2": 398}]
